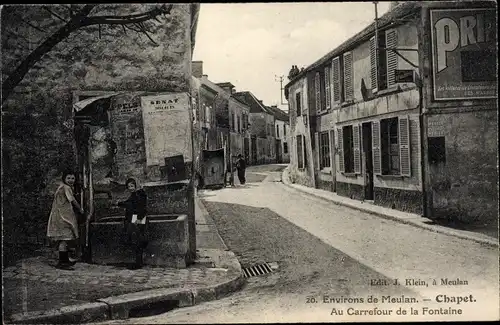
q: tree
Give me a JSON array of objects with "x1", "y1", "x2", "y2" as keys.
[{"x1": 1, "y1": 4, "x2": 174, "y2": 105}]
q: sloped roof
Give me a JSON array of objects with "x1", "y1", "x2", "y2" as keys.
[
  {"x1": 266, "y1": 105, "x2": 289, "y2": 122},
  {"x1": 232, "y1": 91, "x2": 272, "y2": 114},
  {"x1": 285, "y1": 1, "x2": 422, "y2": 89}
]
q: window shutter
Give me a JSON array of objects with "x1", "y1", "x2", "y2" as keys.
[
  {"x1": 325, "y1": 66, "x2": 331, "y2": 110},
  {"x1": 337, "y1": 128, "x2": 344, "y2": 173},
  {"x1": 329, "y1": 129, "x2": 335, "y2": 173},
  {"x1": 399, "y1": 116, "x2": 411, "y2": 176},
  {"x1": 315, "y1": 132, "x2": 320, "y2": 170},
  {"x1": 372, "y1": 121, "x2": 382, "y2": 175},
  {"x1": 343, "y1": 52, "x2": 353, "y2": 100},
  {"x1": 353, "y1": 124, "x2": 361, "y2": 174},
  {"x1": 386, "y1": 29, "x2": 398, "y2": 88},
  {"x1": 315, "y1": 72, "x2": 321, "y2": 112},
  {"x1": 303, "y1": 135, "x2": 308, "y2": 167},
  {"x1": 332, "y1": 57, "x2": 341, "y2": 104},
  {"x1": 370, "y1": 36, "x2": 378, "y2": 91}
]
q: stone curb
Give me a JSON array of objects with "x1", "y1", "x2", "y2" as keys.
[
  {"x1": 281, "y1": 167, "x2": 498, "y2": 248},
  {"x1": 195, "y1": 197, "x2": 228, "y2": 251},
  {"x1": 8, "y1": 264, "x2": 244, "y2": 324}
]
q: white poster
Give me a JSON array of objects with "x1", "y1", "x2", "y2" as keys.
[{"x1": 141, "y1": 93, "x2": 193, "y2": 166}]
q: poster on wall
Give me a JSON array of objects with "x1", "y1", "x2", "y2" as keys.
[
  {"x1": 141, "y1": 93, "x2": 193, "y2": 166},
  {"x1": 430, "y1": 8, "x2": 497, "y2": 100},
  {"x1": 110, "y1": 93, "x2": 145, "y2": 183}
]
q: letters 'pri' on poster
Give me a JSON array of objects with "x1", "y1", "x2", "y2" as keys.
[
  {"x1": 141, "y1": 93, "x2": 193, "y2": 167},
  {"x1": 430, "y1": 8, "x2": 497, "y2": 101}
]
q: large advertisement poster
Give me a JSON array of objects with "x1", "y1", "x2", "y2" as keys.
[
  {"x1": 430, "y1": 8, "x2": 497, "y2": 100},
  {"x1": 141, "y1": 93, "x2": 192, "y2": 166}
]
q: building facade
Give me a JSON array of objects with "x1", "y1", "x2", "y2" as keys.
[
  {"x1": 285, "y1": 1, "x2": 497, "y2": 225},
  {"x1": 267, "y1": 105, "x2": 290, "y2": 163},
  {"x1": 233, "y1": 91, "x2": 277, "y2": 165}
]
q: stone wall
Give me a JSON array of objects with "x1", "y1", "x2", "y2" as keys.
[{"x1": 1, "y1": 4, "x2": 195, "y2": 246}]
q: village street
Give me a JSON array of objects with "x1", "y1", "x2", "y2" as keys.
[{"x1": 96, "y1": 164, "x2": 498, "y2": 324}]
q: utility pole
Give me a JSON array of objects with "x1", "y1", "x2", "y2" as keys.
[{"x1": 274, "y1": 75, "x2": 287, "y2": 106}]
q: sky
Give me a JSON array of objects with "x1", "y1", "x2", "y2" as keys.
[{"x1": 192, "y1": 2, "x2": 391, "y2": 112}]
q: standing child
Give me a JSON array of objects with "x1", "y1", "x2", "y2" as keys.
[
  {"x1": 114, "y1": 178, "x2": 148, "y2": 269},
  {"x1": 47, "y1": 170, "x2": 84, "y2": 270}
]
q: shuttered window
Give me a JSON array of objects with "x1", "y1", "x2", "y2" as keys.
[
  {"x1": 399, "y1": 116, "x2": 411, "y2": 176},
  {"x1": 386, "y1": 29, "x2": 398, "y2": 88},
  {"x1": 337, "y1": 128, "x2": 344, "y2": 173},
  {"x1": 375, "y1": 116, "x2": 412, "y2": 177},
  {"x1": 343, "y1": 52, "x2": 354, "y2": 101},
  {"x1": 372, "y1": 121, "x2": 382, "y2": 175},
  {"x1": 295, "y1": 92, "x2": 302, "y2": 116},
  {"x1": 297, "y1": 135, "x2": 304, "y2": 169},
  {"x1": 315, "y1": 72, "x2": 321, "y2": 112},
  {"x1": 353, "y1": 124, "x2": 361, "y2": 174},
  {"x1": 332, "y1": 57, "x2": 341, "y2": 104},
  {"x1": 319, "y1": 131, "x2": 331, "y2": 169},
  {"x1": 325, "y1": 66, "x2": 331, "y2": 110},
  {"x1": 370, "y1": 36, "x2": 378, "y2": 91}
]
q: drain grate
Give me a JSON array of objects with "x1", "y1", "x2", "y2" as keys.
[{"x1": 242, "y1": 262, "x2": 273, "y2": 278}]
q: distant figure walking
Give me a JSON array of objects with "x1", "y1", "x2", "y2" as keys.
[
  {"x1": 236, "y1": 154, "x2": 246, "y2": 185},
  {"x1": 47, "y1": 170, "x2": 84, "y2": 270},
  {"x1": 114, "y1": 178, "x2": 148, "y2": 269}
]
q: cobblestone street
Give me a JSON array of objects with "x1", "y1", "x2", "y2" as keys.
[{"x1": 97, "y1": 165, "x2": 498, "y2": 323}]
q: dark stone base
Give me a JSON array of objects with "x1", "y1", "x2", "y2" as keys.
[
  {"x1": 336, "y1": 182, "x2": 364, "y2": 200},
  {"x1": 316, "y1": 177, "x2": 334, "y2": 192},
  {"x1": 374, "y1": 187, "x2": 423, "y2": 215}
]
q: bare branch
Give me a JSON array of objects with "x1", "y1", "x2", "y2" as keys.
[
  {"x1": 42, "y1": 6, "x2": 69, "y2": 23},
  {"x1": 135, "y1": 23, "x2": 158, "y2": 46},
  {"x1": 2, "y1": 4, "x2": 173, "y2": 103},
  {"x1": 2, "y1": 4, "x2": 97, "y2": 103},
  {"x1": 82, "y1": 4, "x2": 173, "y2": 27}
]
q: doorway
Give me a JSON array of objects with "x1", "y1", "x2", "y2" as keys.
[
  {"x1": 275, "y1": 139, "x2": 282, "y2": 163},
  {"x1": 362, "y1": 122, "x2": 374, "y2": 200},
  {"x1": 251, "y1": 135, "x2": 257, "y2": 165}
]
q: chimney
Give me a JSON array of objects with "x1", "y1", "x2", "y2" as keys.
[
  {"x1": 216, "y1": 82, "x2": 235, "y2": 94},
  {"x1": 390, "y1": 1, "x2": 403, "y2": 11},
  {"x1": 192, "y1": 61, "x2": 203, "y2": 78}
]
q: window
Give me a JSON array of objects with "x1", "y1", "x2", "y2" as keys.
[
  {"x1": 315, "y1": 72, "x2": 321, "y2": 112},
  {"x1": 284, "y1": 142, "x2": 288, "y2": 154},
  {"x1": 342, "y1": 126, "x2": 355, "y2": 173},
  {"x1": 372, "y1": 116, "x2": 411, "y2": 176},
  {"x1": 296, "y1": 92, "x2": 302, "y2": 116},
  {"x1": 428, "y1": 137, "x2": 446, "y2": 164},
  {"x1": 297, "y1": 135, "x2": 304, "y2": 169},
  {"x1": 370, "y1": 29, "x2": 398, "y2": 92},
  {"x1": 343, "y1": 52, "x2": 354, "y2": 101},
  {"x1": 284, "y1": 124, "x2": 287, "y2": 137},
  {"x1": 231, "y1": 112, "x2": 235, "y2": 131},
  {"x1": 461, "y1": 50, "x2": 496, "y2": 82},
  {"x1": 319, "y1": 131, "x2": 331, "y2": 168},
  {"x1": 325, "y1": 66, "x2": 331, "y2": 110},
  {"x1": 237, "y1": 115, "x2": 241, "y2": 133},
  {"x1": 380, "y1": 117, "x2": 400, "y2": 175},
  {"x1": 276, "y1": 124, "x2": 280, "y2": 138}
]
